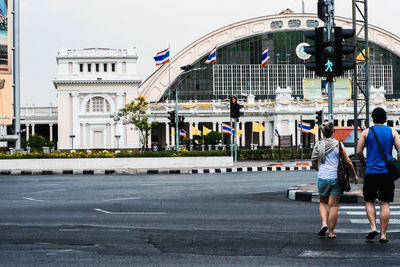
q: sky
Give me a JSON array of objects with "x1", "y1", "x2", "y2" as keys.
[{"x1": 20, "y1": 0, "x2": 399, "y2": 106}]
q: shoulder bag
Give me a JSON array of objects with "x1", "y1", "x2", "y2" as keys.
[
  {"x1": 370, "y1": 126, "x2": 400, "y2": 181},
  {"x1": 337, "y1": 141, "x2": 351, "y2": 192}
]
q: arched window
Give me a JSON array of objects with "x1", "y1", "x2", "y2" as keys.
[{"x1": 85, "y1": 97, "x2": 111, "y2": 113}]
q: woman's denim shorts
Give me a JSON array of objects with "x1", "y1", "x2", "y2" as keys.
[{"x1": 317, "y1": 178, "x2": 343, "y2": 196}]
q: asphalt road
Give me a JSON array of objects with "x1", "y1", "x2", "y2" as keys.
[{"x1": 0, "y1": 171, "x2": 400, "y2": 266}]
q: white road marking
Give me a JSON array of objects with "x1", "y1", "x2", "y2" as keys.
[
  {"x1": 350, "y1": 219, "x2": 400, "y2": 224},
  {"x1": 299, "y1": 250, "x2": 400, "y2": 258},
  {"x1": 341, "y1": 211, "x2": 400, "y2": 216},
  {"x1": 339, "y1": 205, "x2": 400, "y2": 210},
  {"x1": 23, "y1": 189, "x2": 67, "y2": 194},
  {"x1": 34, "y1": 184, "x2": 60, "y2": 187},
  {"x1": 335, "y1": 228, "x2": 400, "y2": 233},
  {"x1": 93, "y1": 208, "x2": 166, "y2": 215},
  {"x1": 22, "y1": 197, "x2": 44, "y2": 202},
  {"x1": 103, "y1": 197, "x2": 141, "y2": 202}
]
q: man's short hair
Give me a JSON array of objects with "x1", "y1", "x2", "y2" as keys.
[{"x1": 372, "y1": 107, "x2": 387, "y2": 124}]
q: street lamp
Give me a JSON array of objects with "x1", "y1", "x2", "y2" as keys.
[
  {"x1": 174, "y1": 64, "x2": 206, "y2": 152},
  {"x1": 69, "y1": 135, "x2": 75, "y2": 150},
  {"x1": 115, "y1": 135, "x2": 121, "y2": 150}
]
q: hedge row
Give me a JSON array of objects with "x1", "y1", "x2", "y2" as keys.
[{"x1": 0, "y1": 148, "x2": 311, "y2": 160}]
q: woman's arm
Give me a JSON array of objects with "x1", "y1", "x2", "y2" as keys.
[
  {"x1": 341, "y1": 142, "x2": 359, "y2": 184},
  {"x1": 312, "y1": 160, "x2": 319, "y2": 171}
]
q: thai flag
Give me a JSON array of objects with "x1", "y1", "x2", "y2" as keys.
[
  {"x1": 274, "y1": 128, "x2": 280, "y2": 137},
  {"x1": 222, "y1": 123, "x2": 233, "y2": 134},
  {"x1": 205, "y1": 46, "x2": 216, "y2": 64},
  {"x1": 154, "y1": 48, "x2": 170, "y2": 66},
  {"x1": 261, "y1": 48, "x2": 270, "y2": 68},
  {"x1": 180, "y1": 129, "x2": 187, "y2": 137},
  {"x1": 297, "y1": 122, "x2": 312, "y2": 133}
]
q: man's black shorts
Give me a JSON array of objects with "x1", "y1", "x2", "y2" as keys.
[{"x1": 363, "y1": 173, "x2": 395, "y2": 202}]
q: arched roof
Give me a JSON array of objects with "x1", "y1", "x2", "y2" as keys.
[{"x1": 139, "y1": 13, "x2": 400, "y2": 102}]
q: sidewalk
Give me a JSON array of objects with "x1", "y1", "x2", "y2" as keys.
[
  {"x1": 287, "y1": 181, "x2": 400, "y2": 204},
  {"x1": 0, "y1": 160, "x2": 312, "y2": 175}
]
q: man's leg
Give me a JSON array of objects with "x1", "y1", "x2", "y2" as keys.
[
  {"x1": 365, "y1": 201, "x2": 378, "y2": 237},
  {"x1": 379, "y1": 201, "x2": 390, "y2": 241},
  {"x1": 328, "y1": 194, "x2": 341, "y2": 237}
]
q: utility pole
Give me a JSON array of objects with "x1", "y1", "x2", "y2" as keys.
[{"x1": 13, "y1": 0, "x2": 21, "y2": 149}]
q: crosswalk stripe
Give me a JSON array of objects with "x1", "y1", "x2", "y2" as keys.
[
  {"x1": 339, "y1": 206, "x2": 400, "y2": 210},
  {"x1": 350, "y1": 219, "x2": 400, "y2": 224},
  {"x1": 341, "y1": 211, "x2": 400, "y2": 215}
]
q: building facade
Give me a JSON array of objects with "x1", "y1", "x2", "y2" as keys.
[
  {"x1": 49, "y1": 12, "x2": 400, "y2": 151},
  {"x1": 53, "y1": 47, "x2": 142, "y2": 150}
]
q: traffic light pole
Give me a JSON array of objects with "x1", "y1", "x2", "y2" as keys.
[
  {"x1": 234, "y1": 118, "x2": 238, "y2": 167},
  {"x1": 175, "y1": 80, "x2": 180, "y2": 152},
  {"x1": 326, "y1": 0, "x2": 334, "y2": 123}
]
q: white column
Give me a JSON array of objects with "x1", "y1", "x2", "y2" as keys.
[
  {"x1": 71, "y1": 92, "x2": 80, "y2": 148},
  {"x1": 265, "y1": 121, "x2": 271, "y2": 146},
  {"x1": 116, "y1": 93, "x2": 124, "y2": 147},
  {"x1": 104, "y1": 125, "x2": 108, "y2": 149},
  {"x1": 26, "y1": 124, "x2": 30, "y2": 140},
  {"x1": 147, "y1": 128, "x2": 152, "y2": 149},
  {"x1": 217, "y1": 122, "x2": 221, "y2": 134},
  {"x1": 31, "y1": 124, "x2": 35, "y2": 136},
  {"x1": 288, "y1": 119, "x2": 296, "y2": 147},
  {"x1": 82, "y1": 123, "x2": 87, "y2": 149},
  {"x1": 49, "y1": 124, "x2": 53, "y2": 141},
  {"x1": 189, "y1": 122, "x2": 193, "y2": 139},
  {"x1": 110, "y1": 123, "x2": 115, "y2": 148},
  {"x1": 259, "y1": 122, "x2": 263, "y2": 146},
  {"x1": 89, "y1": 128, "x2": 93, "y2": 148},
  {"x1": 213, "y1": 122, "x2": 216, "y2": 132},
  {"x1": 165, "y1": 123, "x2": 170, "y2": 147},
  {"x1": 344, "y1": 120, "x2": 348, "y2": 127},
  {"x1": 241, "y1": 122, "x2": 246, "y2": 147}
]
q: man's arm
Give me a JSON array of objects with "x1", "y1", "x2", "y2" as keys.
[
  {"x1": 393, "y1": 129, "x2": 400, "y2": 160},
  {"x1": 356, "y1": 129, "x2": 368, "y2": 166}
]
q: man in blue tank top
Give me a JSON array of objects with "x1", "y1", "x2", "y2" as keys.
[{"x1": 357, "y1": 107, "x2": 400, "y2": 243}]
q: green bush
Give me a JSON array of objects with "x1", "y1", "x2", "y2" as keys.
[
  {"x1": 26, "y1": 135, "x2": 55, "y2": 151},
  {"x1": 0, "y1": 147, "x2": 311, "y2": 160}
]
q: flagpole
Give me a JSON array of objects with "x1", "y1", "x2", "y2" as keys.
[
  {"x1": 300, "y1": 116, "x2": 303, "y2": 165},
  {"x1": 168, "y1": 43, "x2": 171, "y2": 93}
]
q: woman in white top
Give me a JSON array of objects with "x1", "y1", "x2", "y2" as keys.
[{"x1": 311, "y1": 122, "x2": 358, "y2": 238}]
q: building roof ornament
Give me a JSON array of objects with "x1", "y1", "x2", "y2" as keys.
[{"x1": 57, "y1": 47, "x2": 138, "y2": 59}]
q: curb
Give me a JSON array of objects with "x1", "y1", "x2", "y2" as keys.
[
  {"x1": 0, "y1": 165, "x2": 312, "y2": 176},
  {"x1": 287, "y1": 184, "x2": 364, "y2": 204}
]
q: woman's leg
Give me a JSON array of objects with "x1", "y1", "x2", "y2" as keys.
[
  {"x1": 328, "y1": 194, "x2": 341, "y2": 237},
  {"x1": 319, "y1": 195, "x2": 329, "y2": 228}
]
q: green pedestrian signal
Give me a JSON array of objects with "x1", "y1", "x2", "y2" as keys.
[{"x1": 324, "y1": 59, "x2": 334, "y2": 73}]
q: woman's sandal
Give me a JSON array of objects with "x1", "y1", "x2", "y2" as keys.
[
  {"x1": 318, "y1": 226, "x2": 328, "y2": 236},
  {"x1": 328, "y1": 234, "x2": 337, "y2": 239}
]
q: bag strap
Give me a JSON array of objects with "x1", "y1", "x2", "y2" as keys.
[
  {"x1": 338, "y1": 141, "x2": 344, "y2": 166},
  {"x1": 370, "y1": 126, "x2": 389, "y2": 164}
]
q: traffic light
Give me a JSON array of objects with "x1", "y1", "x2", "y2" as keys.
[
  {"x1": 230, "y1": 96, "x2": 236, "y2": 118},
  {"x1": 178, "y1": 116, "x2": 185, "y2": 130},
  {"x1": 231, "y1": 96, "x2": 244, "y2": 119},
  {"x1": 320, "y1": 41, "x2": 336, "y2": 80},
  {"x1": 304, "y1": 27, "x2": 324, "y2": 76},
  {"x1": 334, "y1": 26, "x2": 356, "y2": 76},
  {"x1": 316, "y1": 110, "x2": 324, "y2": 126},
  {"x1": 167, "y1": 111, "x2": 175, "y2": 127}
]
